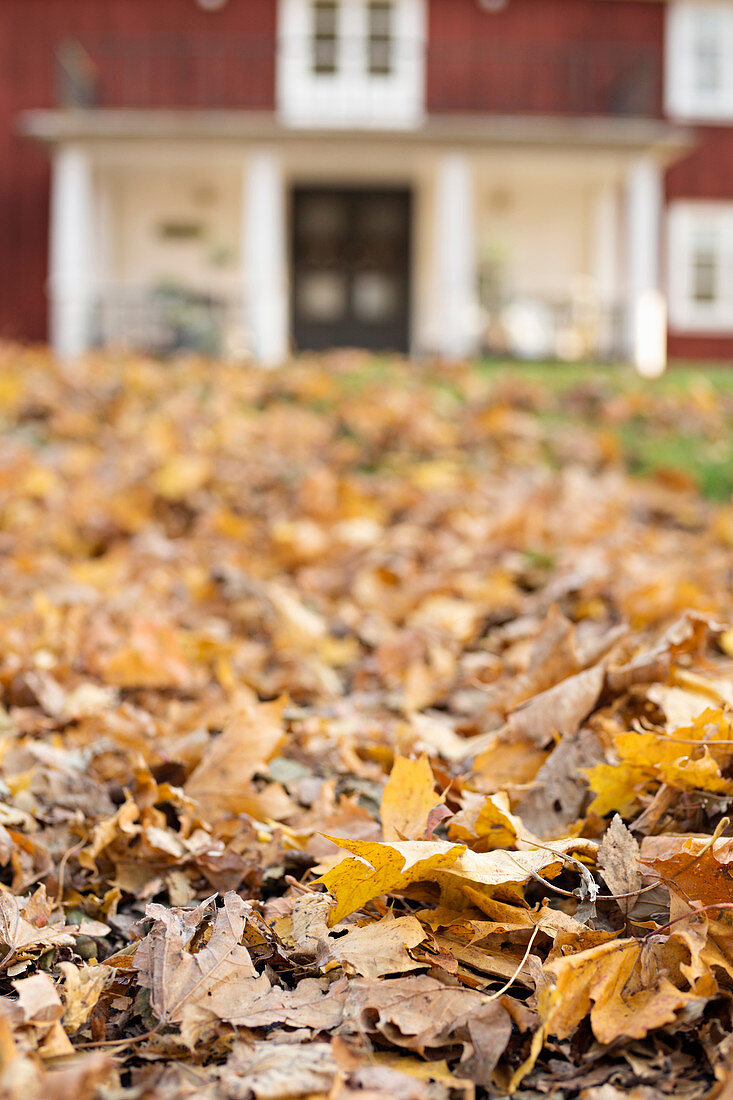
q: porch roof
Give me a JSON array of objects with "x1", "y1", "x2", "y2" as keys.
[{"x1": 20, "y1": 108, "x2": 693, "y2": 162}]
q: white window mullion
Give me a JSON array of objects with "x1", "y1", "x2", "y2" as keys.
[{"x1": 341, "y1": 0, "x2": 367, "y2": 119}]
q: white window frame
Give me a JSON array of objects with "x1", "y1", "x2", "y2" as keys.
[
  {"x1": 665, "y1": 2, "x2": 733, "y2": 121},
  {"x1": 277, "y1": 0, "x2": 426, "y2": 129},
  {"x1": 668, "y1": 201, "x2": 733, "y2": 332}
]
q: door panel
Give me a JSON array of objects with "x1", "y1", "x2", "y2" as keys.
[{"x1": 291, "y1": 187, "x2": 411, "y2": 353}]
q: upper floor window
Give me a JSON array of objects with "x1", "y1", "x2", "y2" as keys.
[
  {"x1": 668, "y1": 203, "x2": 733, "y2": 331},
  {"x1": 313, "y1": 1, "x2": 338, "y2": 74},
  {"x1": 278, "y1": 0, "x2": 426, "y2": 129},
  {"x1": 666, "y1": 2, "x2": 733, "y2": 120},
  {"x1": 368, "y1": 2, "x2": 393, "y2": 75}
]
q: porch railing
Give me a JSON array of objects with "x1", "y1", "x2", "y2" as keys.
[
  {"x1": 55, "y1": 34, "x2": 661, "y2": 119},
  {"x1": 92, "y1": 287, "x2": 244, "y2": 358},
  {"x1": 90, "y1": 285, "x2": 625, "y2": 362}
]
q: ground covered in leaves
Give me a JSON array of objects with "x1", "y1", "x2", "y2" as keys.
[{"x1": 1, "y1": 346, "x2": 733, "y2": 1100}]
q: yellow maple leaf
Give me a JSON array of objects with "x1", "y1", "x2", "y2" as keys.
[
  {"x1": 381, "y1": 754, "x2": 442, "y2": 841},
  {"x1": 587, "y1": 709, "x2": 733, "y2": 815},
  {"x1": 318, "y1": 838, "x2": 465, "y2": 926},
  {"x1": 318, "y1": 836, "x2": 598, "y2": 925}
]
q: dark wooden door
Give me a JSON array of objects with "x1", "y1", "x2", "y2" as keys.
[{"x1": 291, "y1": 187, "x2": 411, "y2": 353}]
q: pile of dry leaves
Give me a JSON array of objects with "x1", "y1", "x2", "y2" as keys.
[{"x1": 0, "y1": 345, "x2": 732, "y2": 1100}]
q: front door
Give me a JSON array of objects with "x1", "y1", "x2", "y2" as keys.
[{"x1": 291, "y1": 187, "x2": 411, "y2": 353}]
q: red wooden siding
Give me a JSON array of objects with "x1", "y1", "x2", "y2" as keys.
[
  {"x1": 666, "y1": 127, "x2": 733, "y2": 202},
  {"x1": 426, "y1": 0, "x2": 664, "y2": 118},
  {"x1": 0, "y1": 0, "x2": 276, "y2": 343},
  {"x1": 668, "y1": 335, "x2": 733, "y2": 364}
]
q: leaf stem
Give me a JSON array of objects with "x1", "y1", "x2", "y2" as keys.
[{"x1": 642, "y1": 901, "x2": 733, "y2": 941}]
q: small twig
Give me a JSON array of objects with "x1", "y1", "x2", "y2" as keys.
[
  {"x1": 515, "y1": 838, "x2": 661, "y2": 903},
  {"x1": 74, "y1": 1024, "x2": 162, "y2": 1051},
  {"x1": 482, "y1": 921, "x2": 543, "y2": 1002},
  {"x1": 55, "y1": 838, "x2": 87, "y2": 906},
  {"x1": 641, "y1": 901, "x2": 733, "y2": 941}
]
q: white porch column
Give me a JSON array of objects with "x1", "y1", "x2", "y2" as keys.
[
  {"x1": 49, "y1": 144, "x2": 95, "y2": 360},
  {"x1": 592, "y1": 182, "x2": 620, "y2": 359},
  {"x1": 433, "y1": 153, "x2": 480, "y2": 359},
  {"x1": 242, "y1": 150, "x2": 288, "y2": 367},
  {"x1": 626, "y1": 156, "x2": 667, "y2": 376}
]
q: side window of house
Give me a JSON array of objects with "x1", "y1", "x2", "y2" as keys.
[
  {"x1": 691, "y1": 228, "x2": 719, "y2": 305},
  {"x1": 278, "y1": 0, "x2": 425, "y2": 128},
  {"x1": 666, "y1": 2, "x2": 733, "y2": 119},
  {"x1": 668, "y1": 204, "x2": 733, "y2": 330}
]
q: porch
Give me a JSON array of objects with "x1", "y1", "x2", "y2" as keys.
[{"x1": 22, "y1": 110, "x2": 690, "y2": 368}]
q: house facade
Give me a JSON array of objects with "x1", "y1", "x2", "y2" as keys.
[{"x1": 1, "y1": 0, "x2": 733, "y2": 364}]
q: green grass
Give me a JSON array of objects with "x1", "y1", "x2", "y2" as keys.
[
  {"x1": 474, "y1": 360, "x2": 733, "y2": 500},
  {"x1": 283, "y1": 356, "x2": 733, "y2": 502},
  {"x1": 477, "y1": 359, "x2": 733, "y2": 396}
]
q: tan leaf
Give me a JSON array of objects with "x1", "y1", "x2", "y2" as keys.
[
  {"x1": 184, "y1": 698, "x2": 287, "y2": 816},
  {"x1": 381, "y1": 754, "x2": 441, "y2": 841},
  {"x1": 462, "y1": 661, "x2": 605, "y2": 759},
  {"x1": 134, "y1": 892, "x2": 263, "y2": 1028},
  {"x1": 0, "y1": 891, "x2": 74, "y2": 960},
  {"x1": 59, "y1": 963, "x2": 112, "y2": 1033},
  {"x1": 324, "y1": 914, "x2": 427, "y2": 979},
  {"x1": 541, "y1": 937, "x2": 698, "y2": 1044},
  {"x1": 12, "y1": 972, "x2": 63, "y2": 1025},
  {"x1": 225, "y1": 975, "x2": 347, "y2": 1031},
  {"x1": 217, "y1": 1041, "x2": 338, "y2": 1100},
  {"x1": 597, "y1": 814, "x2": 643, "y2": 917}
]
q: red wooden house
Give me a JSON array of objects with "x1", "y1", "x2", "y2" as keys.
[{"x1": 1, "y1": 0, "x2": 732, "y2": 365}]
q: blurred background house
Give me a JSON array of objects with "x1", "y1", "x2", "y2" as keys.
[{"x1": 1, "y1": 0, "x2": 731, "y2": 366}]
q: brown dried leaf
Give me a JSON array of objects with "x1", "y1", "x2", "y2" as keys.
[
  {"x1": 134, "y1": 892, "x2": 262, "y2": 1028},
  {"x1": 598, "y1": 814, "x2": 643, "y2": 917},
  {"x1": 184, "y1": 698, "x2": 287, "y2": 817}
]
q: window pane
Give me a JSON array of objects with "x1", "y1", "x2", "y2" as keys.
[
  {"x1": 693, "y1": 250, "x2": 718, "y2": 302},
  {"x1": 297, "y1": 272, "x2": 347, "y2": 321},
  {"x1": 368, "y1": 1, "x2": 393, "y2": 75},
  {"x1": 693, "y1": 11, "x2": 722, "y2": 93},
  {"x1": 369, "y1": 1, "x2": 392, "y2": 37},
  {"x1": 692, "y1": 229, "x2": 719, "y2": 303},
  {"x1": 313, "y1": 1, "x2": 338, "y2": 75},
  {"x1": 353, "y1": 272, "x2": 400, "y2": 323}
]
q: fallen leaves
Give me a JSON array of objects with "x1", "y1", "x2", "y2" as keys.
[{"x1": 0, "y1": 350, "x2": 731, "y2": 1098}]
